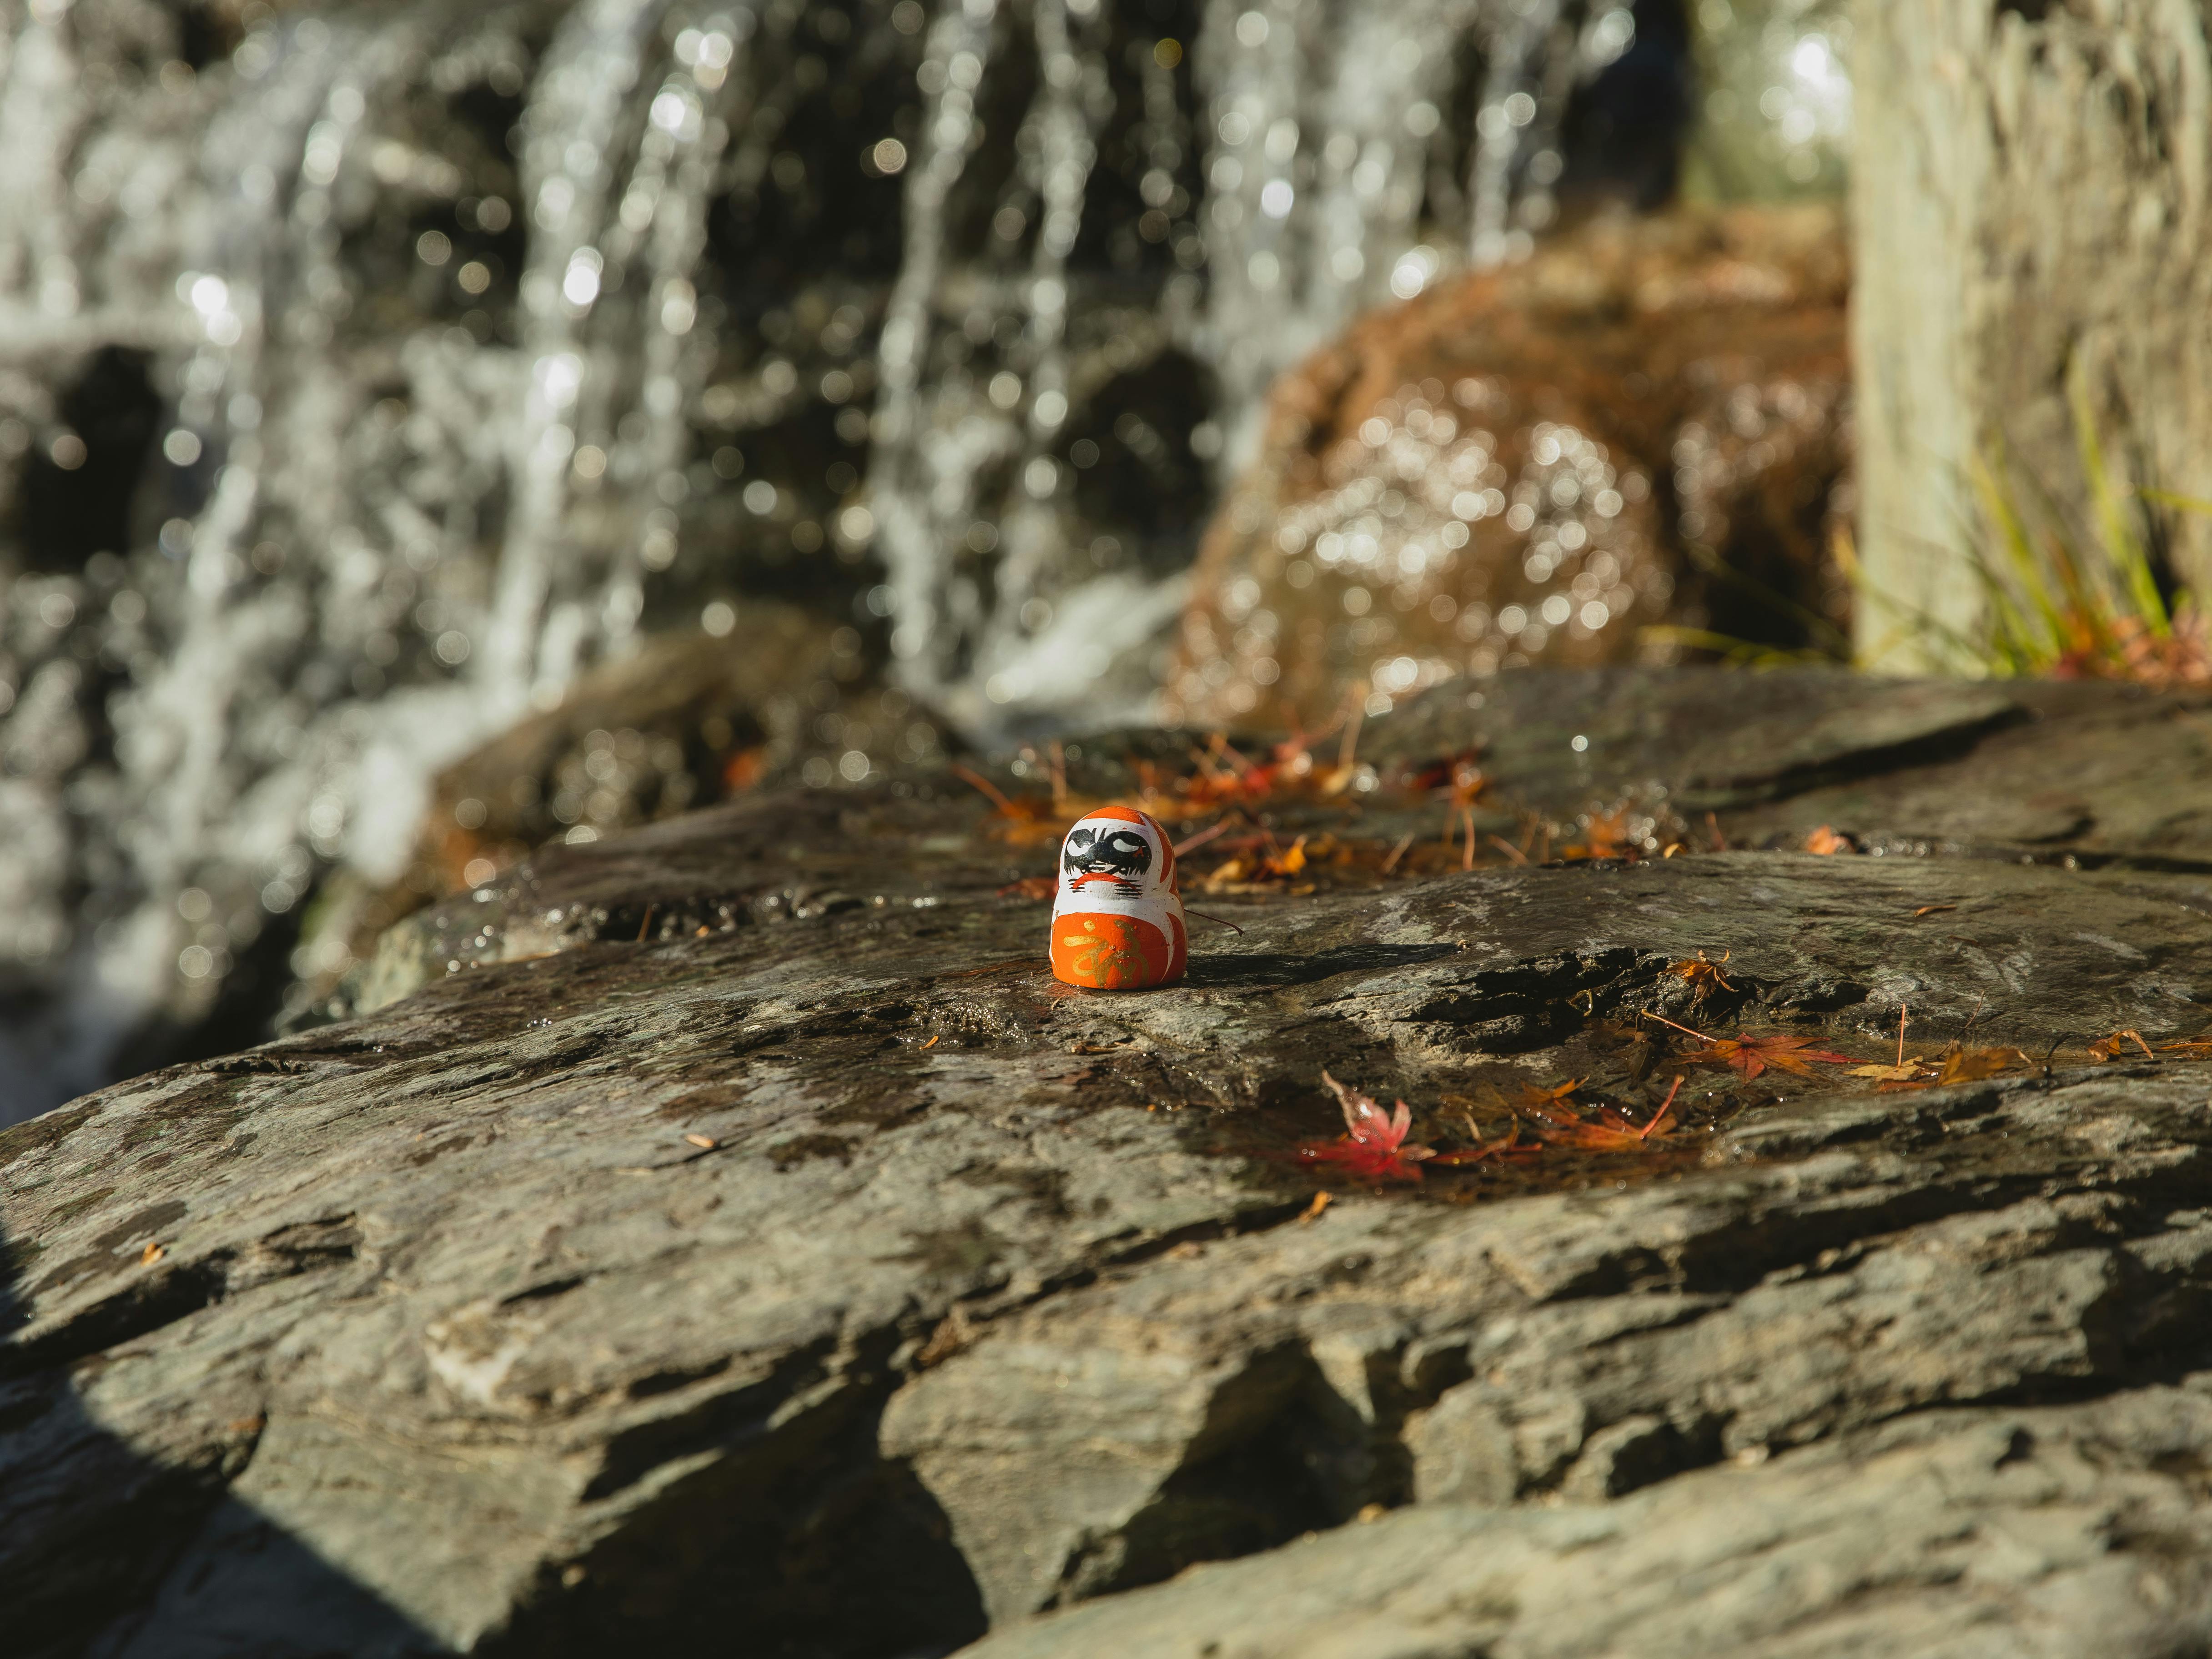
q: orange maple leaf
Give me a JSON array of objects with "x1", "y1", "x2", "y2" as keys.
[
  {"x1": 1661, "y1": 949, "x2": 1734, "y2": 998},
  {"x1": 1646, "y1": 1012, "x2": 1851, "y2": 1081},
  {"x1": 1936, "y1": 1045, "x2": 2031, "y2": 1083},
  {"x1": 1875, "y1": 1044, "x2": 2033, "y2": 1092},
  {"x1": 1701, "y1": 1031, "x2": 1855, "y2": 1081},
  {"x1": 1510, "y1": 1075, "x2": 1687, "y2": 1150},
  {"x1": 2087, "y1": 1029, "x2": 2155, "y2": 1063},
  {"x1": 1427, "y1": 1120, "x2": 1538, "y2": 1167}
]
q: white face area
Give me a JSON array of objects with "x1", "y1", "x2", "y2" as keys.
[{"x1": 1057, "y1": 812, "x2": 1172, "y2": 908}]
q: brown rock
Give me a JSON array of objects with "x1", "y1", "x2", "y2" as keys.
[
  {"x1": 286, "y1": 608, "x2": 945, "y2": 1021},
  {"x1": 417, "y1": 613, "x2": 923, "y2": 890},
  {"x1": 1166, "y1": 206, "x2": 1851, "y2": 729}
]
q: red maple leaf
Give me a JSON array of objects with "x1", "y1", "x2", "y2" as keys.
[{"x1": 1296, "y1": 1071, "x2": 1436, "y2": 1181}]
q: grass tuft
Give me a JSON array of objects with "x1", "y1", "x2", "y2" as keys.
[
  {"x1": 1774, "y1": 356, "x2": 2212, "y2": 687},
  {"x1": 1955, "y1": 362, "x2": 2211, "y2": 687}
]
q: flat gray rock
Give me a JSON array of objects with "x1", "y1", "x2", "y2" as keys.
[
  {"x1": 1376, "y1": 667, "x2": 2212, "y2": 857},
  {"x1": 9, "y1": 669, "x2": 2212, "y2": 1657}
]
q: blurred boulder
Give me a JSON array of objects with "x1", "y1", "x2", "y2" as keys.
[
  {"x1": 285, "y1": 604, "x2": 945, "y2": 1021},
  {"x1": 416, "y1": 610, "x2": 935, "y2": 884},
  {"x1": 1165, "y1": 205, "x2": 1850, "y2": 729}
]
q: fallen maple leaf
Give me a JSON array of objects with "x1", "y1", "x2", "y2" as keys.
[
  {"x1": 1511, "y1": 1078, "x2": 1583, "y2": 1115},
  {"x1": 2160, "y1": 1038, "x2": 2212, "y2": 1058},
  {"x1": 1847, "y1": 1062, "x2": 1928, "y2": 1083},
  {"x1": 1296, "y1": 1071, "x2": 1436, "y2": 1181},
  {"x1": 998, "y1": 875, "x2": 1056, "y2": 900},
  {"x1": 1297, "y1": 1066, "x2": 1698, "y2": 1181},
  {"x1": 1878, "y1": 1044, "x2": 2032, "y2": 1091},
  {"x1": 1703, "y1": 1031, "x2": 1856, "y2": 1081},
  {"x1": 1567, "y1": 808, "x2": 1636, "y2": 861},
  {"x1": 1938, "y1": 1045, "x2": 2031, "y2": 1082},
  {"x1": 949, "y1": 765, "x2": 1080, "y2": 844},
  {"x1": 1428, "y1": 1116, "x2": 1549, "y2": 1166},
  {"x1": 1328, "y1": 1071, "x2": 1429, "y2": 1159},
  {"x1": 1804, "y1": 825, "x2": 1854, "y2": 855},
  {"x1": 1648, "y1": 1012, "x2": 1852, "y2": 1081},
  {"x1": 2088, "y1": 1029, "x2": 2155, "y2": 1063},
  {"x1": 1661, "y1": 950, "x2": 1734, "y2": 998},
  {"x1": 1203, "y1": 832, "x2": 1319, "y2": 892},
  {"x1": 1862, "y1": 1003, "x2": 1920, "y2": 1077},
  {"x1": 1510, "y1": 1075, "x2": 1687, "y2": 1150}
]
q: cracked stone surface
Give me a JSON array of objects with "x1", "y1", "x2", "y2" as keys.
[
  {"x1": 9, "y1": 669, "x2": 2212, "y2": 1657},
  {"x1": 964, "y1": 1386, "x2": 2212, "y2": 1659}
]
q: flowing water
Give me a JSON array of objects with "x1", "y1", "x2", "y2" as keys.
[{"x1": 0, "y1": 0, "x2": 1666, "y2": 1116}]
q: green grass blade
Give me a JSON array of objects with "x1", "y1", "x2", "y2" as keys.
[
  {"x1": 1967, "y1": 449, "x2": 2063, "y2": 660},
  {"x1": 2143, "y1": 487, "x2": 2212, "y2": 518},
  {"x1": 2070, "y1": 356, "x2": 2170, "y2": 635},
  {"x1": 1849, "y1": 527, "x2": 2013, "y2": 674}
]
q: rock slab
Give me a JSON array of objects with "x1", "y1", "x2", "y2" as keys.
[{"x1": 7, "y1": 669, "x2": 2212, "y2": 1658}]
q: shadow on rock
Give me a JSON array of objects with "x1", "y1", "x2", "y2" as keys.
[
  {"x1": 0, "y1": 1200, "x2": 987, "y2": 1659},
  {"x1": 1, "y1": 1218, "x2": 434, "y2": 1659},
  {"x1": 479, "y1": 1395, "x2": 987, "y2": 1659},
  {"x1": 1185, "y1": 943, "x2": 1462, "y2": 989}
]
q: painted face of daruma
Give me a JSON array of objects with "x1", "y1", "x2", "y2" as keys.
[{"x1": 1056, "y1": 810, "x2": 1173, "y2": 904}]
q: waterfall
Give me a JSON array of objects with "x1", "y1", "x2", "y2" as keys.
[
  {"x1": 869, "y1": 0, "x2": 1010, "y2": 706},
  {"x1": 0, "y1": 0, "x2": 1653, "y2": 1117}
]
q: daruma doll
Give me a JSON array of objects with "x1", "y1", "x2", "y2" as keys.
[{"x1": 1050, "y1": 807, "x2": 1187, "y2": 990}]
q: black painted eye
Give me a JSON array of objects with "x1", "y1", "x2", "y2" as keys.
[
  {"x1": 1106, "y1": 832, "x2": 1151, "y2": 869},
  {"x1": 1067, "y1": 828, "x2": 1095, "y2": 850}
]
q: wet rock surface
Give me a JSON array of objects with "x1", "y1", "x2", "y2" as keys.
[{"x1": 10, "y1": 668, "x2": 2212, "y2": 1657}]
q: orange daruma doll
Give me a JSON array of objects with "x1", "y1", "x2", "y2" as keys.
[{"x1": 1050, "y1": 807, "x2": 1187, "y2": 990}]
